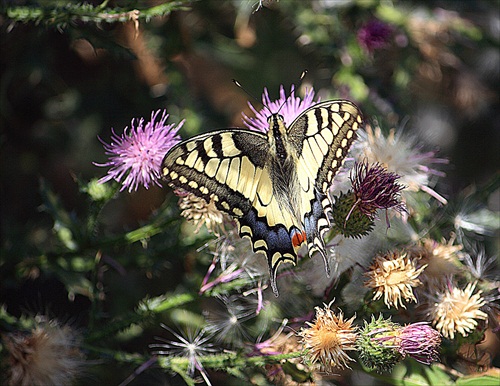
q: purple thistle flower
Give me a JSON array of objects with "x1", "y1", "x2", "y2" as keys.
[
  {"x1": 350, "y1": 161, "x2": 406, "y2": 218},
  {"x1": 242, "y1": 85, "x2": 319, "y2": 132},
  {"x1": 357, "y1": 19, "x2": 393, "y2": 53},
  {"x1": 399, "y1": 322, "x2": 441, "y2": 365},
  {"x1": 95, "y1": 110, "x2": 183, "y2": 193}
]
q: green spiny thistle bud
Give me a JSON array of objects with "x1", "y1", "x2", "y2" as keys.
[
  {"x1": 356, "y1": 314, "x2": 402, "y2": 373},
  {"x1": 331, "y1": 192, "x2": 374, "y2": 238}
]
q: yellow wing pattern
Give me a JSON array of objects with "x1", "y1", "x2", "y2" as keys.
[
  {"x1": 161, "y1": 100, "x2": 363, "y2": 295},
  {"x1": 286, "y1": 101, "x2": 363, "y2": 273}
]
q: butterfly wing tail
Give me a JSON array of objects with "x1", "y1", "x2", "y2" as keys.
[
  {"x1": 239, "y1": 208, "x2": 300, "y2": 296},
  {"x1": 303, "y1": 190, "x2": 333, "y2": 277}
]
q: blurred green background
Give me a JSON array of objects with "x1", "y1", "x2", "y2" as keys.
[{"x1": 1, "y1": 0, "x2": 498, "y2": 384}]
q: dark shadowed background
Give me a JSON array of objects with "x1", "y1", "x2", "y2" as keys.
[{"x1": 1, "y1": 1, "x2": 499, "y2": 384}]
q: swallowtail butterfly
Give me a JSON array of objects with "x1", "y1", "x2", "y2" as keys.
[{"x1": 162, "y1": 99, "x2": 363, "y2": 295}]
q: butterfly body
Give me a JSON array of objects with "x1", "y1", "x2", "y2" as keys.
[{"x1": 162, "y1": 100, "x2": 363, "y2": 294}]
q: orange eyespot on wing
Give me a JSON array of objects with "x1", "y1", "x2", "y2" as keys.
[{"x1": 291, "y1": 228, "x2": 307, "y2": 250}]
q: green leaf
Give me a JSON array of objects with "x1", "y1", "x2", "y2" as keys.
[
  {"x1": 81, "y1": 178, "x2": 117, "y2": 202},
  {"x1": 456, "y1": 369, "x2": 500, "y2": 386},
  {"x1": 391, "y1": 362, "x2": 454, "y2": 386},
  {"x1": 170, "y1": 309, "x2": 206, "y2": 329},
  {"x1": 137, "y1": 293, "x2": 195, "y2": 314},
  {"x1": 39, "y1": 178, "x2": 80, "y2": 249},
  {"x1": 376, "y1": 4, "x2": 407, "y2": 26},
  {"x1": 4, "y1": 1, "x2": 192, "y2": 27},
  {"x1": 55, "y1": 269, "x2": 94, "y2": 299},
  {"x1": 281, "y1": 360, "x2": 313, "y2": 383},
  {"x1": 53, "y1": 220, "x2": 78, "y2": 250}
]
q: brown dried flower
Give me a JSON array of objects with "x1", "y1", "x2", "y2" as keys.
[
  {"x1": 298, "y1": 303, "x2": 357, "y2": 372},
  {"x1": 3, "y1": 317, "x2": 84, "y2": 386}
]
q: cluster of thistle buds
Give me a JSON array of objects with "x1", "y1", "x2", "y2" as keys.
[{"x1": 299, "y1": 304, "x2": 441, "y2": 374}]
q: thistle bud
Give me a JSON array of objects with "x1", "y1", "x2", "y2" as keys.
[
  {"x1": 331, "y1": 191, "x2": 375, "y2": 238},
  {"x1": 399, "y1": 322, "x2": 441, "y2": 365},
  {"x1": 356, "y1": 315, "x2": 402, "y2": 373}
]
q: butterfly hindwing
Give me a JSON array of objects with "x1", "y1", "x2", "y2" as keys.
[{"x1": 239, "y1": 207, "x2": 303, "y2": 294}]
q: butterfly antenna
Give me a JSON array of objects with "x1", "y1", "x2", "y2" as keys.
[
  {"x1": 232, "y1": 79, "x2": 273, "y2": 116},
  {"x1": 276, "y1": 70, "x2": 308, "y2": 115}
]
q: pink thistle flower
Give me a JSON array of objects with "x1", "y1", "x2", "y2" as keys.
[
  {"x1": 242, "y1": 85, "x2": 319, "y2": 132},
  {"x1": 350, "y1": 161, "x2": 406, "y2": 218},
  {"x1": 95, "y1": 110, "x2": 183, "y2": 192},
  {"x1": 357, "y1": 19, "x2": 393, "y2": 53},
  {"x1": 330, "y1": 162, "x2": 406, "y2": 238},
  {"x1": 399, "y1": 322, "x2": 441, "y2": 365}
]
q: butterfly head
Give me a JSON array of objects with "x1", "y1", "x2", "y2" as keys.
[
  {"x1": 266, "y1": 113, "x2": 287, "y2": 135},
  {"x1": 267, "y1": 113, "x2": 285, "y2": 124}
]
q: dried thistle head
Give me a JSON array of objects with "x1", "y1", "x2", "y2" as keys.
[
  {"x1": 364, "y1": 251, "x2": 427, "y2": 309},
  {"x1": 427, "y1": 282, "x2": 488, "y2": 340},
  {"x1": 409, "y1": 237, "x2": 465, "y2": 297},
  {"x1": 177, "y1": 191, "x2": 231, "y2": 235},
  {"x1": 298, "y1": 303, "x2": 357, "y2": 372},
  {"x1": 3, "y1": 317, "x2": 84, "y2": 386}
]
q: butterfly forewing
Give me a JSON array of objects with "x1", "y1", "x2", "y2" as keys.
[
  {"x1": 162, "y1": 129, "x2": 269, "y2": 217},
  {"x1": 287, "y1": 100, "x2": 362, "y2": 193}
]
